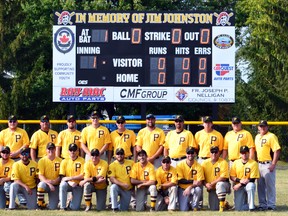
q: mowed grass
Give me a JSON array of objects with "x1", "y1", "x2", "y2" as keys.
[{"x1": 1, "y1": 163, "x2": 288, "y2": 216}]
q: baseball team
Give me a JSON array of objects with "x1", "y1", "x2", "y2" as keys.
[{"x1": 0, "y1": 112, "x2": 281, "y2": 212}]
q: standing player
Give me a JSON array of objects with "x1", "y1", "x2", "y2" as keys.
[
  {"x1": 135, "y1": 114, "x2": 165, "y2": 168},
  {"x1": 56, "y1": 115, "x2": 82, "y2": 159},
  {"x1": 0, "y1": 115, "x2": 29, "y2": 160},
  {"x1": 255, "y1": 120, "x2": 280, "y2": 211},
  {"x1": 80, "y1": 148, "x2": 108, "y2": 212},
  {"x1": 0, "y1": 146, "x2": 14, "y2": 209},
  {"x1": 130, "y1": 150, "x2": 157, "y2": 211},
  {"x1": 30, "y1": 115, "x2": 58, "y2": 161},
  {"x1": 108, "y1": 148, "x2": 134, "y2": 212},
  {"x1": 9, "y1": 147, "x2": 38, "y2": 210},
  {"x1": 37, "y1": 142, "x2": 62, "y2": 210},
  {"x1": 109, "y1": 116, "x2": 136, "y2": 162},
  {"x1": 230, "y1": 146, "x2": 259, "y2": 211},
  {"x1": 80, "y1": 111, "x2": 111, "y2": 162},
  {"x1": 194, "y1": 116, "x2": 224, "y2": 164},
  {"x1": 176, "y1": 147, "x2": 204, "y2": 211},
  {"x1": 223, "y1": 117, "x2": 255, "y2": 165},
  {"x1": 164, "y1": 115, "x2": 195, "y2": 167},
  {"x1": 201, "y1": 146, "x2": 230, "y2": 212},
  {"x1": 155, "y1": 156, "x2": 177, "y2": 211},
  {"x1": 59, "y1": 143, "x2": 85, "y2": 210}
]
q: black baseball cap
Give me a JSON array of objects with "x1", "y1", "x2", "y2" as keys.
[
  {"x1": 146, "y1": 114, "x2": 155, "y2": 119},
  {"x1": 8, "y1": 115, "x2": 17, "y2": 121},
  {"x1": 116, "y1": 116, "x2": 126, "y2": 123},
  {"x1": 137, "y1": 149, "x2": 147, "y2": 156},
  {"x1": 210, "y1": 146, "x2": 219, "y2": 153},
  {"x1": 1, "y1": 146, "x2": 10, "y2": 154},
  {"x1": 40, "y1": 115, "x2": 49, "y2": 122},
  {"x1": 91, "y1": 111, "x2": 101, "y2": 118},
  {"x1": 162, "y1": 156, "x2": 171, "y2": 163},
  {"x1": 20, "y1": 147, "x2": 30, "y2": 154},
  {"x1": 186, "y1": 147, "x2": 195, "y2": 154},
  {"x1": 258, "y1": 120, "x2": 268, "y2": 127},
  {"x1": 115, "y1": 148, "x2": 125, "y2": 155},
  {"x1": 68, "y1": 143, "x2": 78, "y2": 151},
  {"x1": 91, "y1": 148, "x2": 100, "y2": 156},
  {"x1": 67, "y1": 115, "x2": 76, "y2": 121},
  {"x1": 232, "y1": 117, "x2": 241, "y2": 124},
  {"x1": 203, "y1": 116, "x2": 213, "y2": 123},
  {"x1": 175, "y1": 115, "x2": 184, "y2": 122},
  {"x1": 240, "y1": 146, "x2": 249, "y2": 154},
  {"x1": 46, "y1": 142, "x2": 56, "y2": 149}
]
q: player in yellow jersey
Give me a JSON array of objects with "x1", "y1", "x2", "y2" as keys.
[
  {"x1": 255, "y1": 120, "x2": 280, "y2": 211},
  {"x1": 130, "y1": 150, "x2": 157, "y2": 211},
  {"x1": 79, "y1": 148, "x2": 108, "y2": 212},
  {"x1": 30, "y1": 115, "x2": 58, "y2": 161},
  {"x1": 9, "y1": 147, "x2": 38, "y2": 210},
  {"x1": 155, "y1": 156, "x2": 177, "y2": 211},
  {"x1": 37, "y1": 143, "x2": 62, "y2": 210},
  {"x1": 194, "y1": 116, "x2": 224, "y2": 164},
  {"x1": 0, "y1": 115, "x2": 29, "y2": 160},
  {"x1": 56, "y1": 115, "x2": 82, "y2": 159},
  {"x1": 0, "y1": 146, "x2": 14, "y2": 209},
  {"x1": 136, "y1": 114, "x2": 165, "y2": 168},
  {"x1": 108, "y1": 148, "x2": 134, "y2": 212},
  {"x1": 109, "y1": 116, "x2": 136, "y2": 162},
  {"x1": 164, "y1": 115, "x2": 195, "y2": 167},
  {"x1": 80, "y1": 111, "x2": 111, "y2": 162},
  {"x1": 223, "y1": 117, "x2": 255, "y2": 165},
  {"x1": 59, "y1": 143, "x2": 85, "y2": 210},
  {"x1": 176, "y1": 147, "x2": 204, "y2": 211},
  {"x1": 230, "y1": 146, "x2": 259, "y2": 211},
  {"x1": 201, "y1": 146, "x2": 230, "y2": 212}
]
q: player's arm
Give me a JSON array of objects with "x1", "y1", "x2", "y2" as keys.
[
  {"x1": 81, "y1": 142, "x2": 91, "y2": 157},
  {"x1": 14, "y1": 179, "x2": 32, "y2": 194},
  {"x1": 270, "y1": 149, "x2": 280, "y2": 172},
  {"x1": 107, "y1": 148, "x2": 113, "y2": 165},
  {"x1": 56, "y1": 146, "x2": 61, "y2": 157},
  {"x1": 249, "y1": 147, "x2": 255, "y2": 160},
  {"x1": 130, "y1": 177, "x2": 145, "y2": 185},
  {"x1": 222, "y1": 150, "x2": 228, "y2": 160},
  {"x1": 30, "y1": 148, "x2": 37, "y2": 161},
  {"x1": 149, "y1": 146, "x2": 164, "y2": 162},
  {"x1": 99, "y1": 143, "x2": 109, "y2": 156},
  {"x1": 0, "y1": 176, "x2": 11, "y2": 185},
  {"x1": 110, "y1": 176, "x2": 129, "y2": 188}
]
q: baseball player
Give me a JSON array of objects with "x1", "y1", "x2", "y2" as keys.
[
  {"x1": 9, "y1": 147, "x2": 38, "y2": 210},
  {"x1": 135, "y1": 114, "x2": 165, "y2": 168},
  {"x1": 0, "y1": 115, "x2": 29, "y2": 160},
  {"x1": 108, "y1": 148, "x2": 134, "y2": 212},
  {"x1": 176, "y1": 147, "x2": 204, "y2": 211},
  {"x1": 201, "y1": 146, "x2": 230, "y2": 212},
  {"x1": 130, "y1": 149, "x2": 157, "y2": 211},
  {"x1": 164, "y1": 115, "x2": 196, "y2": 167},
  {"x1": 223, "y1": 117, "x2": 255, "y2": 165},
  {"x1": 56, "y1": 115, "x2": 82, "y2": 159},
  {"x1": 80, "y1": 111, "x2": 111, "y2": 162},
  {"x1": 30, "y1": 115, "x2": 58, "y2": 161},
  {"x1": 59, "y1": 143, "x2": 85, "y2": 210},
  {"x1": 255, "y1": 120, "x2": 280, "y2": 211},
  {"x1": 0, "y1": 146, "x2": 14, "y2": 209},
  {"x1": 194, "y1": 116, "x2": 224, "y2": 164},
  {"x1": 230, "y1": 146, "x2": 259, "y2": 211},
  {"x1": 109, "y1": 116, "x2": 136, "y2": 162},
  {"x1": 79, "y1": 148, "x2": 108, "y2": 212},
  {"x1": 155, "y1": 156, "x2": 177, "y2": 211},
  {"x1": 37, "y1": 142, "x2": 62, "y2": 210}
]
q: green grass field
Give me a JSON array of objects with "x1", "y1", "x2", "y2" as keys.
[{"x1": 1, "y1": 163, "x2": 288, "y2": 216}]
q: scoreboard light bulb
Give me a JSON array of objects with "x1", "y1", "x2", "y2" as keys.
[
  {"x1": 102, "y1": 76, "x2": 106, "y2": 80},
  {"x1": 102, "y1": 61, "x2": 106, "y2": 64}
]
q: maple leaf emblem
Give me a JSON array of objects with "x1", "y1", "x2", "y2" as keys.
[{"x1": 59, "y1": 34, "x2": 69, "y2": 43}]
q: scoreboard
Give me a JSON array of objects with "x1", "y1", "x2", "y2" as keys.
[{"x1": 53, "y1": 11, "x2": 235, "y2": 103}]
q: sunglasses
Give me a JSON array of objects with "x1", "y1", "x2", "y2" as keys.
[
  {"x1": 91, "y1": 154, "x2": 99, "y2": 157},
  {"x1": 211, "y1": 151, "x2": 219, "y2": 154},
  {"x1": 69, "y1": 149, "x2": 77, "y2": 152},
  {"x1": 162, "y1": 161, "x2": 170, "y2": 164},
  {"x1": 41, "y1": 120, "x2": 49, "y2": 123},
  {"x1": 117, "y1": 121, "x2": 124, "y2": 124},
  {"x1": 186, "y1": 152, "x2": 194, "y2": 155},
  {"x1": 9, "y1": 120, "x2": 17, "y2": 123},
  {"x1": 116, "y1": 152, "x2": 124, "y2": 155},
  {"x1": 21, "y1": 152, "x2": 29, "y2": 156},
  {"x1": 175, "y1": 120, "x2": 183, "y2": 123},
  {"x1": 1, "y1": 151, "x2": 9, "y2": 154}
]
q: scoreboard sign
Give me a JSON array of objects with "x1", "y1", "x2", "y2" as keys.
[{"x1": 53, "y1": 11, "x2": 235, "y2": 103}]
